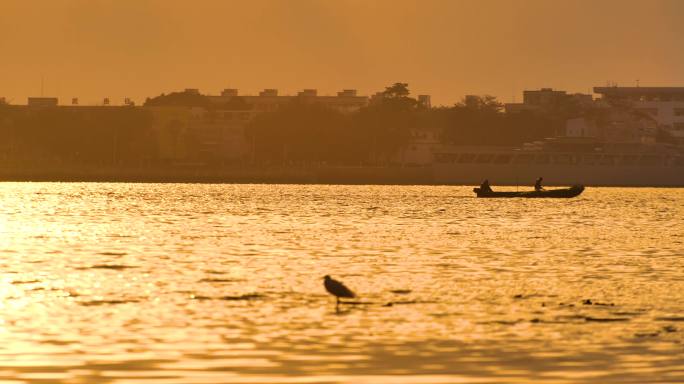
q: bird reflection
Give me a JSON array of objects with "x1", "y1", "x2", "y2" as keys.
[{"x1": 324, "y1": 275, "x2": 356, "y2": 310}]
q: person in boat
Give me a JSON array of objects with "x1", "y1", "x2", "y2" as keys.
[
  {"x1": 480, "y1": 179, "x2": 493, "y2": 192},
  {"x1": 534, "y1": 177, "x2": 545, "y2": 191}
]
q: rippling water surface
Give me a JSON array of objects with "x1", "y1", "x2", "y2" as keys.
[{"x1": 0, "y1": 183, "x2": 683, "y2": 383}]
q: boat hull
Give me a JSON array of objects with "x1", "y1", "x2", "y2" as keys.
[{"x1": 473, "y1": 185, "x2": 585, "y2": 198}]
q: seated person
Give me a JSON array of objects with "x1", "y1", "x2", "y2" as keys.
[{"x1": 480, "y1": 179, "x2": 493, "y2": 192}]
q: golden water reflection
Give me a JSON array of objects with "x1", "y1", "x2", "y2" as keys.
[{"x1": 0, "y1": 183, "x2": 682, "y2": 383}]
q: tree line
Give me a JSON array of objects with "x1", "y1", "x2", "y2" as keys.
[
  {"x1": 0, "y1": 105, "x2": 155, "y2": 165},
  {"x1": 0, "y1": 83, "x2": 576, "y2": 167},
  {"x1": 247, "y1": 83, "x2": 561, "y2": 165}
]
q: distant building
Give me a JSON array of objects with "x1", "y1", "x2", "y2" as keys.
[
  {"x1": 146, "y1": 106, "x2": 252, "y2": 164},
  {"x1": 260, "y1": 89, "x2": 278, "y2": 97},
  {"x1": 146, "y1": 87, "x2": 438, "y2": 164},
  {"x1": 297, "y1": 89, "x2": 317, "y2": 97},
  {"x1": 28, "y1": 97, "x2": 58, "y2": 107},
  {"x1": 505, "y1": 88, "x2": 592, "y2": 113},
  {"x1": 594, "y1": 86, "x2": 684, "y2": 143},
  {"x1": 337, "y1": 89, "x2": 357, "y2": 97},
  {"x1": 206, "y1": 88, "x2": 369, "y2": 114},
  {"x1": 144, "y1": 87, "x2": 372, "y2": 163},
  {"x1": 565, "y1": 117, "x2": 599, "y2": 138},
  {"x1": 400, "y1": 126, "x2": 442, "y2": 165},
  {"x1": 220, "y1": 89, "x2": 238, "y2": 97},
  {"x1": 418, "y1": 95, "x2": 431, "y2": 109},
  {"x1": 565, "y1": 107, "x2": 658, "y2": 144}
]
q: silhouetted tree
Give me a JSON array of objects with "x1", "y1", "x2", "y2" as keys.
[
  {"x1": 144, "y1": 91, "x2": 210, "y2": 108},
  {"x1": 247, "y1": 101, "x2": 356, "y2": 164},
  {"x1": 220, "y1": 96, "x2": 253, "y2": 111},
  {"x1": 246, "y1": 83, "x2": 426, "y2": 165},
  {"x1": 383, "y1": 83, "x2": 410, "y2": 99},
  {"x1": 456, "y1": 95, "x2": 503, "y2": 113},
  {"x1": 0, "y1": 107, "x2": 155, "y2": 165},
  {"x1": 353, "y1": 83, "x2": 422, "y2": 163},
  {"x1": 440, "y1": 95, "x2": 556, "y2": 146}
]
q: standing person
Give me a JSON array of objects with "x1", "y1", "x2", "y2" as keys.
[{"x1": 534, "y1": 177, "x2": 545, "y2": 191}]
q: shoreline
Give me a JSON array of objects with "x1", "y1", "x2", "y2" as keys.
[
  {"x1": 0, "y1": 165, "x2": 435, "y2": 185},
  {"x1": 0, "y1": 165, "x2": 683, "y2": 187}
]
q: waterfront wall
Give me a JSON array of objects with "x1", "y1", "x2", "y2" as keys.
[
  {"x1": 1, "y1": 164, "x2": 683, "y2": 186},
  {"x1": 0, "y1": 165, "x2": 434, "y2": 185}
]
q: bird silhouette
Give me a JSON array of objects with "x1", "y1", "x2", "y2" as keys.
[{"x1": 324, "y1": 275, "x2": 356, "y2": 306}]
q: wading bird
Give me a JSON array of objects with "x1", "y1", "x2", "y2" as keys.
[{"x1": 323, "y1": 275, "x2": 356, "y2": 306}]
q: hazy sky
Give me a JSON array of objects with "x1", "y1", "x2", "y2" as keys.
[{"x1": 2, "y1": 0, "x2": 683, "y2": 106}]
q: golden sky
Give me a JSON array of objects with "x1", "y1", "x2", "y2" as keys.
[{"x1": 1, "y1": 0, "x2": 683, "y2": 106}]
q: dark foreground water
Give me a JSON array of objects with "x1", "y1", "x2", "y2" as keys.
[{"x1": 0, "y1": 183, "x2": 683, "y2": 383}]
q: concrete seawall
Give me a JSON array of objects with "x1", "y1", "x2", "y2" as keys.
[
  {"x1": 0, "y1": 165, "x2": 435, "y2": 185},
  {"x1": 1, "y1": 164, "x2": 683, "y2": 186}
]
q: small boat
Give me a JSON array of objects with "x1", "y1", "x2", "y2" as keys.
[{"x1": 473, "y1": 185, "x2": 584, "y2": 198}]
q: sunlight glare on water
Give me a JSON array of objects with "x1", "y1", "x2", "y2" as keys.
[{"x1": 0, "y1": 183, "x2": 683, "y2": 383}]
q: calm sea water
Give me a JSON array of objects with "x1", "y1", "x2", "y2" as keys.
[{"x1": 0, "y1": 183, "x2": 683, "y2": 384}]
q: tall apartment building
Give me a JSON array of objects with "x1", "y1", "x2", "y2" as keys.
[
  {"x1": 505, "y1": 88, "x2": 592, "y2": 113},
  {"x1": 593, "y1": 87, "x2": 684, "y2": 143}
]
